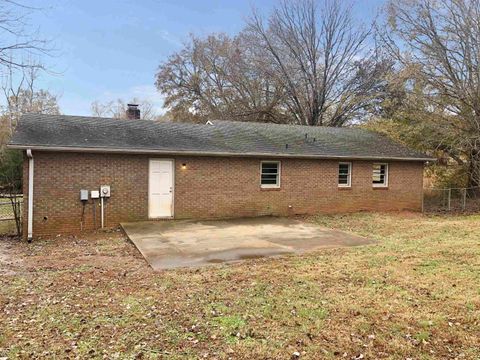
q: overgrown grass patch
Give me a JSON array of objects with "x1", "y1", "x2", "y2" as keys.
[{"x1": 1, "y1": 213, "x2": 479, "y2": 359}]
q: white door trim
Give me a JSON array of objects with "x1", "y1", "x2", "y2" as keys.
[{"x1": 148, "y1": 158, "x2": 175, "y2": 219}]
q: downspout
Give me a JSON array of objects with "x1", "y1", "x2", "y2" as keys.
[{"x1": 26, "y1": 149, "x2": 34, "y2": 242}]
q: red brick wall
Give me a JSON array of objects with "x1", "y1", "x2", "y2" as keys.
[
  {"x1": 22, "y1": 152, "x2": 149, "y2": 239},
  {"x1": 23, "y1": 152, "x2": 424, "y2": 238}
]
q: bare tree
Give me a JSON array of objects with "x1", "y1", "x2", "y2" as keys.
[
  {"x1": 0, "y1": 0, "x2": 56, "y2": 135},
  {"x1": 91, "y1": 98, "x2": 158, "y2": 120},
  {"x1": 156, "y1": 1, "x2": 389, "y2": 126},
  {"x1": 156, "y1": 33, "x2": 288, "y2": 123},
  {"x1": 1, "y1": 65, "x2": 59, "y2": 135},
  {"x1": 0, "y1": 62, "x2": 60, "y2": 157},
  {"x1": 0, "y1": 63, "x2": 60, "y2": 155},
  {"x1": 246, "y1": 0, "x2": 388, "y2": 126},
  {"x1": 0, "y1": 1, "x2": 55, "y2": 236},
  {"x1": 0, "y1": 1, "x2": 51, "y2": 70},
  {"x1": 0, "y1": 63, "x2": 60, "y2": 237},
  {"x1": 379, "y1": 0, "x2": 480, "y2": 188}
]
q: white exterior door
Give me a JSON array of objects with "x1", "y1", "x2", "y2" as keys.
[{"x1": 149, "y1": 159, "x2": 174, "y2": 218}]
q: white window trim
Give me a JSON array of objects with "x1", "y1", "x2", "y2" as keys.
[
  {"x1": 338, "y1": 162, "x2": 352, "y2": 188},
  {"x1": 260, "y1": 160, "x2": 281, "y2": 188},
  {"x1": 372, "y1": 163, "x2": 389, "y2": 187}
]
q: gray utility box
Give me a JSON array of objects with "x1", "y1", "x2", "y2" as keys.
[{"x1": 80, "y1": 189, "x2": 89, "y2": 201}]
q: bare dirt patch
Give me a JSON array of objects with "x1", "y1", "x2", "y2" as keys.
[
  {"x1": 17, "y1": 230, "x2": 148, "y2": 273},
  {"x1": 0, "y1": 236, "x2": 23, "y2": 276}
]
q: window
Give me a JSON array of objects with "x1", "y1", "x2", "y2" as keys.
[
  {"x1": 261, "y1": 161, "x2": 280, "y2": 188},
  {"x1": 372, "y1": 163, "x2": 388, "y2": 187},
  {"x1": 338, "y1": 162, "x2": 352, "y2": 187}
]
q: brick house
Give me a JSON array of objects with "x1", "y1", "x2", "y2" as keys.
[{"x1": 8, "y1": 110, "x2": 433, "y2": 240}]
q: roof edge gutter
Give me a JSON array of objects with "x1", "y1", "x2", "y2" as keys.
[{"x1": 7, "y1": 144, "x2": 436, "y2": 162}]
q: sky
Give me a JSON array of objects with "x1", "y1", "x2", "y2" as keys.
[{"x1": 25, "y1": 0, "x2": 385, "y2": 116}]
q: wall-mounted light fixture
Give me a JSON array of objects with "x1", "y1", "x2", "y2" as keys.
[{"x1": 181, "y1": 163, "x2": 187, "y2": 170}]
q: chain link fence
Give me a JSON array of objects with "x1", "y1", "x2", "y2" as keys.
[
  {"x1": 0, "y1": 194, "x2": 22, "y2": 235},
  {"x1": 424, "y1": 186, "x2": 480, "y2": 213}
]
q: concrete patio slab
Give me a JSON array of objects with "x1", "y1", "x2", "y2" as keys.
[{"x1": 121, "y1": 217, "x2": 373, "y2": 270}]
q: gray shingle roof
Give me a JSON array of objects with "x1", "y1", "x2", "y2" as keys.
[{"x1": 8, "y1": 114, "x2": 433, "y2": 161}]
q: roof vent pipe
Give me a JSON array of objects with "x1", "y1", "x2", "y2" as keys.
[{"x1": 126, "y1": 104, "x2": 140, "y2": 120}]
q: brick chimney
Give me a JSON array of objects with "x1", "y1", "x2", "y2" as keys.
[{"x1": 126, "y1": 103, "x2": 140, "y2": 119}]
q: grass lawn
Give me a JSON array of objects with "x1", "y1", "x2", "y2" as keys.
[{"x1": 0, "y1": 213, "x2": 479, "y2": 359}]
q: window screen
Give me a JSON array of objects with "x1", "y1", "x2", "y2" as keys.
[
  {"x1": 373, "y1": 163, "x2": 388, "y2": 186},
  {"x1": 261, "y1": 161, "x2": 280, "y2": 188}
]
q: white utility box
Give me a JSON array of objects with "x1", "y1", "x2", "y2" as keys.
[
  {"x1": 100, "y1": 185, "x2": 111, "y2": 198},
  {"x1": 91, "y1": 190, "x2": 100, "y2": 199}
]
